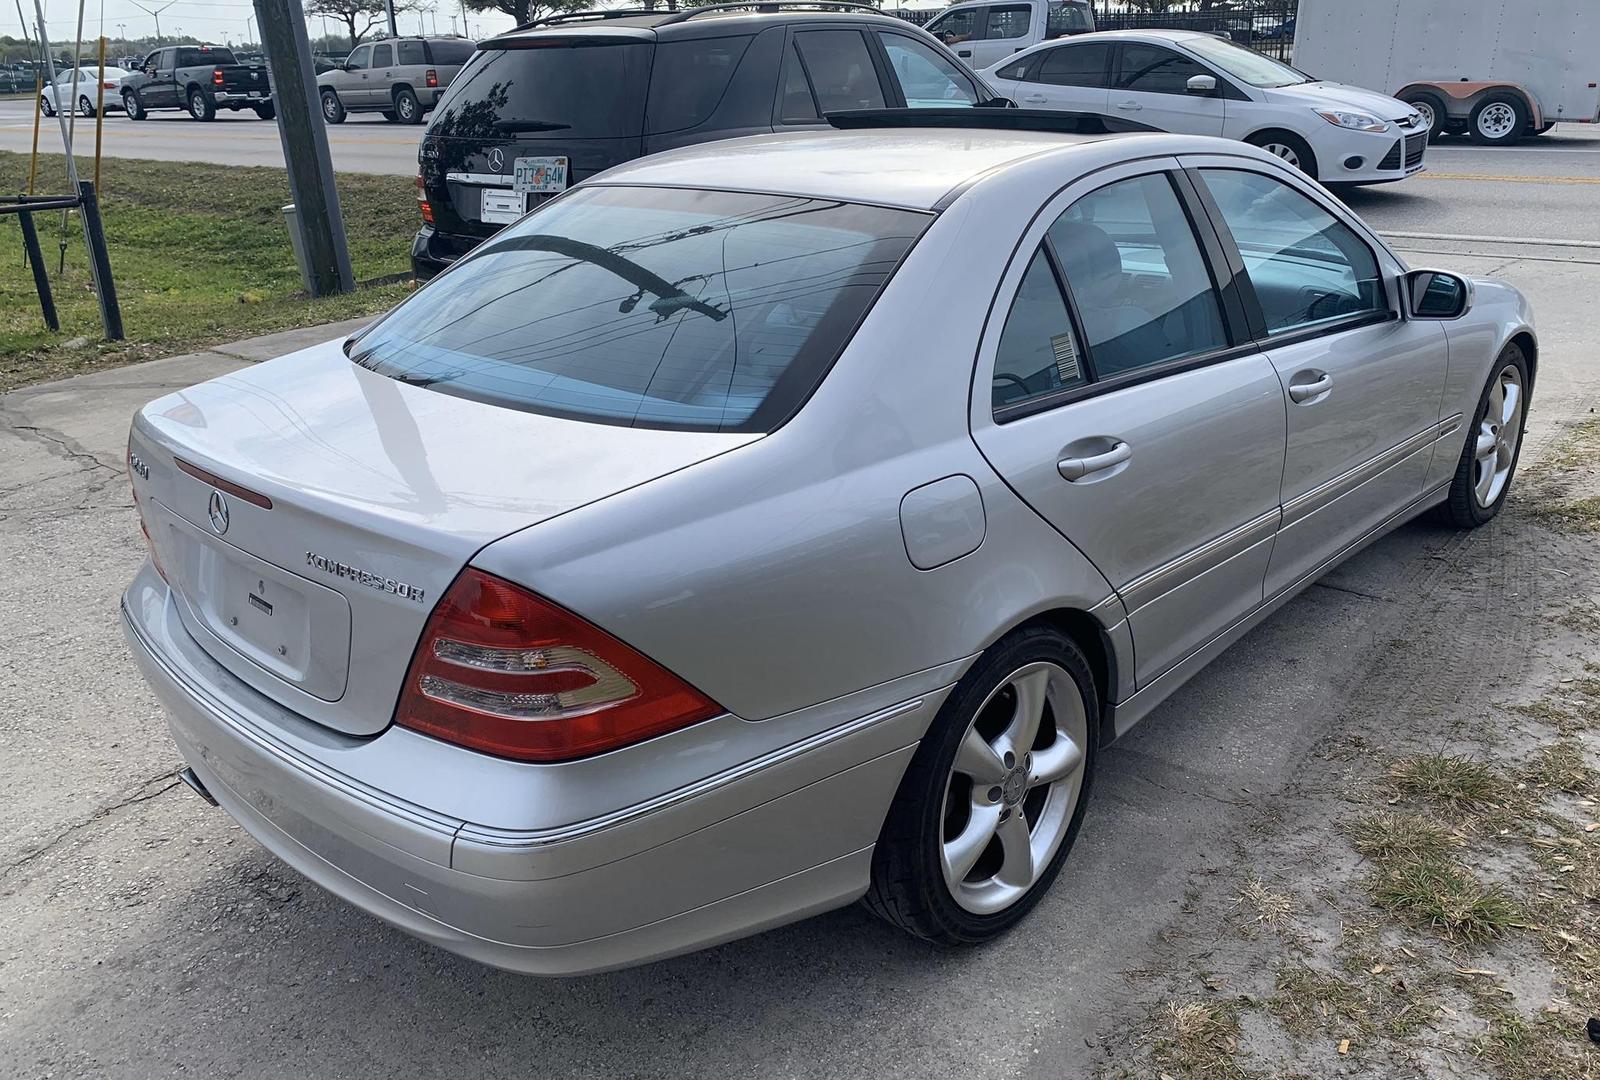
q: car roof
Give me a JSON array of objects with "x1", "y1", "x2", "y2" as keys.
[
  {"x1": 488, "y1": 8, "x2": 916, "y2": 43},
  {"x1": 588, "y1": 128, "x2": 1208, "y2": 211}
]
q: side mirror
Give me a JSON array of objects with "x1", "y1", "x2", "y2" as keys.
[
  {"x1": 1186, "y1": 74, "x2": 1218, "y2": 96},
  {"x1": 1405, "y1": 269, "x2": 1473, "y2": 320}
]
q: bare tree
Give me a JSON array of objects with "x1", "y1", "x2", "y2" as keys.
[{"x1": 305, "y1": 0, "x2": 421, "y2": 49}]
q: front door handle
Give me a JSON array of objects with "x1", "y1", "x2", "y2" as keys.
[
  {"x1": 1288, "y1": 373, "x2": 1333, "y2": 403},
  {"x1": 1058, "y1": 441, "x2": 1132, "y2": 481},
  {"x1": 1023, "y1": 94, "x2": 1048, "y2": 104},
  {"x1": 957, "y1": 49, "x2": 973, "y2": 57},
  {"x1": 1115, "y1": 100, "x2": 1143, "y2": 111}
]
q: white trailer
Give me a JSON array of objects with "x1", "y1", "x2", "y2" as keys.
[{"x1": 1292, "y1": 0, "x2": 1600, "y2": 145}]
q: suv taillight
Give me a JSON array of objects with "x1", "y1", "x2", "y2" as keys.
[
  {"x1": 424, "y1": 68, "x2": 438, "y2": 88},
  {"x1": 415, "y1": 172, "x2": 433, "y2": 224},
  {"x1": 212, "y1": 67, "x2": 224, "y2": 86},
  {"x1": 395, "y1": 569, "x2": 722, "y2": 762}
]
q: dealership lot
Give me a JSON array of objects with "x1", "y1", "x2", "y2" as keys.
[{"x1": 3, "y1": 169, "x2": 1599, "y2": 1074}]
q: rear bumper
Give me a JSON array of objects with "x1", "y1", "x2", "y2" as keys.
[
  {"x1": 213, "y1": 91, "x2": 271, "y2": 106},
  {"x1": 122, "y1": 563, "x2": 936, "y2": 975},
  {"x1": 410, "y1": 225, "x2": 484, "y2": 282}
]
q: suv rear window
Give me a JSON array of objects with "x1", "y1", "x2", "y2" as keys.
[
  {"x1": 429, "y1": 40, "x2": 650, "y2": 140},
  {"x1": 428, "y1": 40, "x2": 477, "y2": 65},
  {"x1": 350, "y1": 187, "x2": 929, "y2": 432}
]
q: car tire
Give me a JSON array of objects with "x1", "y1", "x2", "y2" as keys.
[
  {"x1": 1468, "y1": 92, "x2": 1527, "y2": 146},
  {"x1": 1438, "y1": 342, "x2": 1531, "y2": 529},
  {"x1": 40, "y1": 95, "x2": 54, "y2": 117},
  {"x1": 188, "y1": 87, "x2": 215, "y2": 121},
  {"x1": 1247, "y1": 130, "x2": 1318, "y2": 179},
  {"x1": 393, "y1": 87, "x2": 423, "y2": 125},
  {"x1": 863, "y1": 624, "x2": 1098, "y2": 946},
  {"x1": 321, "y1": 89, "x2": 345, "y2": 124},
  {"x1": 253, "y1": 101, "x2": 275, "y2": 120},
  {"x1": 1400, "y1": 89, "x2": 1449, "y2": 142},
  {"x1": 123, "y1": 90, "x2": 147, "y2": 120},
  {"x1": 78, "y1": 94, "x2": 97, "y2": 117}
]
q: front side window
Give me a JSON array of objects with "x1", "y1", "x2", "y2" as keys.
[
  {"x1": 983, "y1": 5, "x2": 1032, "y2": 40},
  {"x1": 793, "y1": 30, "x2": 887, "y2": 113},
  {"x1": 881, "y1": 34, "x2": 979, "y2": 108},
  {"x1": 344, "y1": 45, "x2": 372, "y2": 72},
  {"x1": 350, "y1": 187, "x2": 930, "y2": 432},
  {"x1": 1036, "y1": 42, "x2": 1110, "y2": 87},
  {"x1": 1048, "y1": 173, "x2": 1227, "y2": 377},
  {"x1": 1200, "y1": 169, "x2": 1386, "y2": 334},
  {"x1": 1114, "y1": 42, "x2": 1209, "y2": 95},
  {"x1": 926, "y1": 8, "x2": 979, "y2": 47}
]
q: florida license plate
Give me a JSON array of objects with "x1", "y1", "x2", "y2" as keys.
[{"x1": 513, "y1": 156, "x2": 568, "y2": 194}]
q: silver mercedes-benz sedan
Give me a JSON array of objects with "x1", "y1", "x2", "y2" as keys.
[{"x1": 123, "y1": 126, "x2": 1535, "y2": 975}]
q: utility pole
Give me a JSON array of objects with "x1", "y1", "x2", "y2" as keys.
[
  {"x1": 253, "y1": 0, "x2": 355, "y2": 296},
  {"x1": 384, "y1": 0, "x2": 399, "y2": 38},
  {"x1": 130, "y1": 0, "x2": 175, "y2": 46}
]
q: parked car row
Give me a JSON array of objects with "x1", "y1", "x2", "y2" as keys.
[{"x1": 410, "y1": 6, "x2": 1429, "y2": 279}]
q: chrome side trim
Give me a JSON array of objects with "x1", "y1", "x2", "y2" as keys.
[
  {"x1": 1435, "y1": 412, "x2": 1464, "y2": 440},
  {"x1": 1119, "y1": 508, "x2": 1282, "y2": 615},
  {"x1": 1108, "y1": 478, "x2": 1451, "y2": 740},
  {"x1": 1088, "y1": 592, "x2": 1125, "y2": 623},
  {"x1": 454, "y1": 696, "x2": 933, "y2": 851},
  {"x1": 1281, "y1": 427, "x2": 1438, "y2": 529}
]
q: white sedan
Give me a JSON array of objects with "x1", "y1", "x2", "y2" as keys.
[
  {"x1": 982, "y1": 30, "x2": 1428, "y2": 184},
  {"x1": 39, "y1": 65, "x2": 131, "y2": 117}
]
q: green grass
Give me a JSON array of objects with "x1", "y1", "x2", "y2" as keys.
[
  {"x1": 0, "y1": 151, "x2": 417, "y2": 390},
  {"x1": 1388, "y1": 754, "x2": 1506, "y2": 813},
  {"x1": 1369, "y1": 854, "x2": 1520, "y2": 943}
]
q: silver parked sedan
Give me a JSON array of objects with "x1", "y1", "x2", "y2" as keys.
[{"x1": 124, "y1": 126, "x2": 1534, "y2": 975}]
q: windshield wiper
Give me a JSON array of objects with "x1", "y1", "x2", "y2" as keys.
[{"x1": 492, "y1": 119, "x2": 572, "y2": 133}]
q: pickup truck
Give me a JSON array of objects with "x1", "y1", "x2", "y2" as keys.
[
  {"x1": 924, "y1": 0, "x2": 1094, "y2": 70},
  {"x1": 120, "y1": 44, "x2": 274, "y2": 121}
]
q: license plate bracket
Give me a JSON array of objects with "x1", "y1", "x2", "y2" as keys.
[{"x1": 480, "y1": 187, "x2": 526, "y2": 225}]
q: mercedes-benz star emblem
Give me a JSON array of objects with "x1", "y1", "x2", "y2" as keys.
[
  {"x1": 488, "y1": 147, "x2": 504, "y2": 171},
  {"x1": 207, "y1": 490, "x2": 230, "y2": 535}
]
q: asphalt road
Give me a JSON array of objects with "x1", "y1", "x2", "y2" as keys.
[{"x1": 4, "y1": 95, "x2": 1600, "y2": 243}]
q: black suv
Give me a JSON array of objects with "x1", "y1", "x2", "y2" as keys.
[{"x1": 412, "y1": 1, "x2": 994, "y2": 279}]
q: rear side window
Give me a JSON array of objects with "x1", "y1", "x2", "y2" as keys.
[
  {"x1": 372, "y1": 43, "x2": 393, "y2": 68},
  {"x1": 1046, "y1": 1, "x2": 1094, "y2": 36},
  {"x1": 779, "y1": 41, "x2": 819, "y2": 121},
  {"x1": 1038, "y1": 42, "x2": 1109, "y2": 87},
  {"x1": 350, "y1": 187, "x2": 930, "y2": 432},
  {"x1": 983, "y1": 5, "x2": 1032, "y2": 40},
  {"x1": 429, "y1": 41, "x2": 651, "y2": 139},
  {"x1": 993, "y1": 250, "x2": 1086, "y2": 411},
  {"x1": 794, "y1": 30, "x2": 887, "y2": 113},
  {"x1": 428, "y1": 40, "x2": 477, "y2": 64},
  {"x1": 397, "y1": 41, "x2": 427, "y2": 65},
  {"x1": 646, "y1": 35, "x2": 753, "y2": 133}
]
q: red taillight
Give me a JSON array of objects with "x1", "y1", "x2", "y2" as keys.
[
  {"x1": 102, "y1": 80, "x2": 116, "y2": 89},
  {"x1": 424, "y1": 68, "x2": 438, "y2": 88},
  {"x1": 212, "y1": 68, "x2": 224, "y2": 86},
  {"x1": 395, "y1": 569, "x2": 722, "y2": 762},
  {"x1": 415, "y1": 173, "x2": 433, "y2": 224}
]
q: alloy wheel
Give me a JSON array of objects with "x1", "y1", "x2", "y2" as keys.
[
  {"x1": 1473, "y1": 363, "x2": 1523, "y2": 508},
  {"x1": 1477, "y1": 102, "x2": 1517, "y2": 140},
  {"x1": 939, "y1": 661, "x2": 1088, "y2": 915}
]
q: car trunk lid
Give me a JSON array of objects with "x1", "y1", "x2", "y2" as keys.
[{"x1": 129, "y1": 338, "x2": 756, "y2": 737}]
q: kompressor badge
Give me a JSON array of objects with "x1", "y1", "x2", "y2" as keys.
[{"x1": 305, "y1": 552, "x2": 426, "y2": 603}]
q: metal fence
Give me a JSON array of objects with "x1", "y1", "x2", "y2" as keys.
[{"x1": 1094, "y1": 6, "x2": 1298, "y2": 61}]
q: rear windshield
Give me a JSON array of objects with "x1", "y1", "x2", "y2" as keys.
[
  {"x1": 429, "y1": 40, "x2": 650, "y2": 140},
  {"x1": 349, "y1": 187, "x2": 930, "y2": 432},
  {"x1": 179, "y1": 46, "x2": 236, "y2": 66}
]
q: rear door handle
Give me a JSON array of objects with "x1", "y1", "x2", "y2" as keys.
[
  {"x1": 1023, "y1": 94, "x2": 1048, "y2": 104},
  {"x1": 957, "y1": 49, "x2": 973, "y2": 57},
  {"x1": 1058, "y1": 441, "x2": 1132, "y2": 481},
  {"x1": 1288, "y1": 373, "x2": 1333, "y2": 403},
  {"x1": 1114, "y1": 101, "x2": 1143, "y2": 111}
]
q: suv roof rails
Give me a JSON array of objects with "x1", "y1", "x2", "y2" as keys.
[
  {"x1": 658, "y1": 2, "x2": 883, "y2": 25},
  {"x1": 826, "y1": 107, "x2": 1161, "y2": 136},
  {"x1": 512, "y1": 9, "x2": 671, "y2": 31}
]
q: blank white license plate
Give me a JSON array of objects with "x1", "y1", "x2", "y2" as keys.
[
  {"x1": 480, "y1": 188, "x2": 526, "y2": 224},
  {"x1": 513, "y1": 156, "x2": 568, "y2": 194}
]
